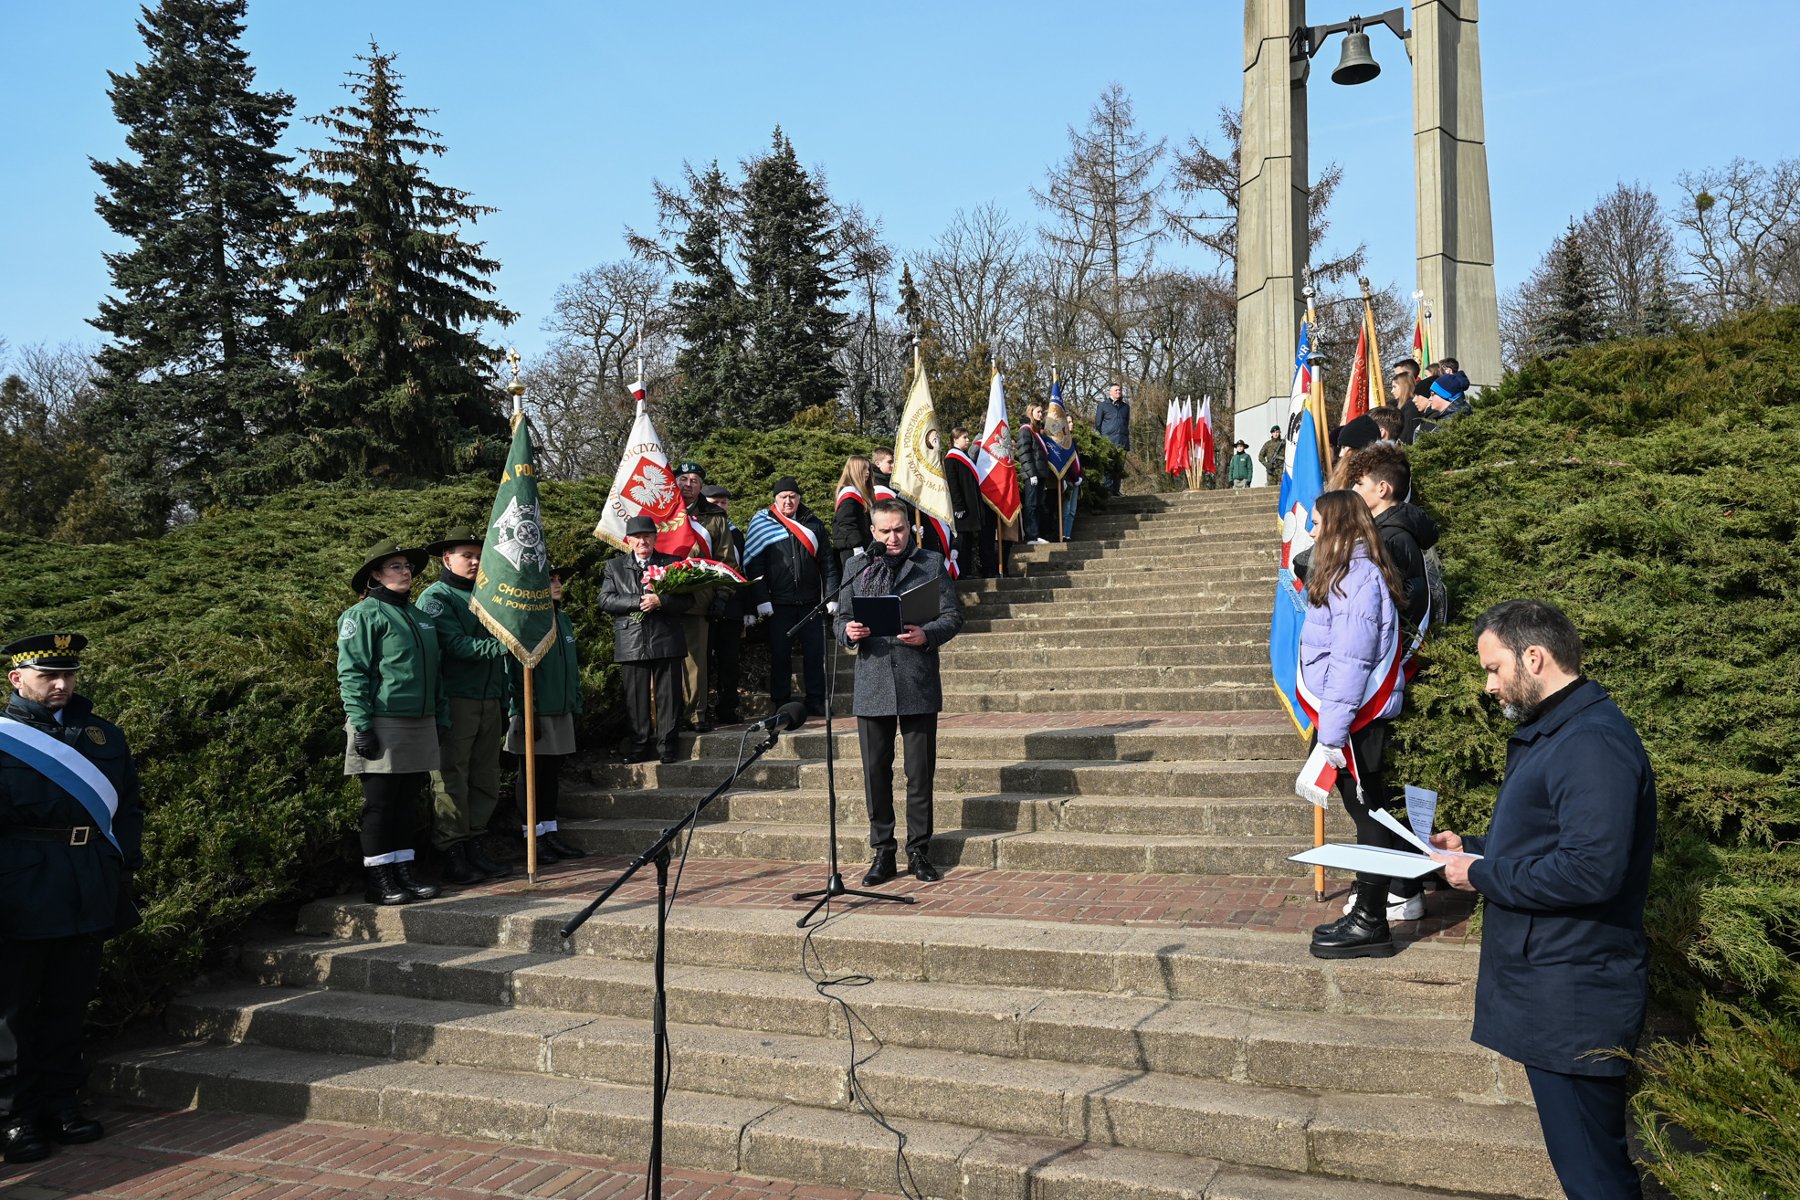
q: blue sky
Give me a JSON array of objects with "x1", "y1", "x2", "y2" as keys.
[{"x1": 4, "y1": 1, "x2": 1796, "y2": 362}]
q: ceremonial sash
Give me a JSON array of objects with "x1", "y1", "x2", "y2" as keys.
[
  {"x1": 744, "y1": 507, "x2": 818, "y2": 563},
  {"x1": 0, "y1": 716, "x2": 122, "y2": 853},
  {"x1": 943, "y1": 448, "x2": 976, "y2": 477},
  {"x1": 686, "y1": 515, "x2": 713, "y2": 555},
  {"x1": 872, "y1": 482, "x2": 897, "y2": 501},
  {"x1": 835, "y1": 485, "x2": 867, "y2": 510},
  {"x1": 1294, "y1": 625, "x2": 1405, "y2": 741}
]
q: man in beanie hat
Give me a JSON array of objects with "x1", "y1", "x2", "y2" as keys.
[
  {"x1": 600, "y1": 515, "x2": 694, "y2": 763},
  {"x1": 418, "y1": 527, "x2": 513, "y2": 884},
  {"x1": 673, "y1": 462, "x2": 738, "y2": 733},
  {"x1": 743, "y1": 477, "x2": 838, "y2": 718},
  {"x1": 1, "y1": 633, "x2": 144, "y2": 1162}
]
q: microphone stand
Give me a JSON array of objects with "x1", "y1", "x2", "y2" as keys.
[
  {"x1": 789, "y1": 575, "x2": 915, "y2": 928},
  {"x1": 558, "y1": 722, "x2": 788, "y2": 1200}
]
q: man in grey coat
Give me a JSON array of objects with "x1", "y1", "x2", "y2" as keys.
[{"x1": 835, "y1": 499, "x2": 964, "y2": 885}]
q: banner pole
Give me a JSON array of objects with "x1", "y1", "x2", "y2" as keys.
[
  {"x1": 524, "y1": 666, "x2": 539, "y2": 883},
  {"x1": 1313, "y1": 805, "x2": 1326, "y2": 901}
]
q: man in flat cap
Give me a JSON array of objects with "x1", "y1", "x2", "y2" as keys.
[
  {"x1": 418, "y1": 527, "x2": 514, "y2": 884},
  {"x1": 599, "y1": 515, "x2": 694, "y2": 764},
  {"x1": 1, "y1": 634, "x2": 144, "y2": 1163}
]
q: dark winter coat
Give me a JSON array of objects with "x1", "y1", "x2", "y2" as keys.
[
  {"x1": 1464, "y1": 679, "x2": 1656, "y2": 1077},
  {"x1": 745, "y1": 505, "x2": 839, "y2": 608},
  {"x1": 1094, "y1": 398, "x2": 1131, "y2": 449},
  {"x1": 834, "y1": 546, "x2": 964, "y2": 716},
  {"x1": 0, "y1": 691, "x2": 144, "y2": 939},
  {"x1": 1014, "y1": 425, "x2": 1049, "y2": 484},
  {"x1": 832, "y1": 491, "x2": 872, "y2": 554},
  {"x1": 599, "y1": 551, "x2": 693, "y2": 662},
  {"x1": 945, "y1": 451, "x2": 983, "y2": 535},
  {"x1": 1373, "y1": 502, "x2": 1440, "y2": 630},
  {"x1": 715, "y1": 524, "x2": 749, "y2": 619}
]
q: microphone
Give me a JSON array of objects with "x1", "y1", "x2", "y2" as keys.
[
  {"x1": 865, "y1": 538, "x2": 885, "y2": 558},
  {"x1": 750, "y1": 701, "x2": 808, "y2": 734}
]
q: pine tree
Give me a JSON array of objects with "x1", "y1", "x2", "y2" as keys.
[
  {"x1": 89, "y1": 0, "x2": 298, "y2": 528},
  {"x1": 663, "y1": 162, "x2": 747, "y2": 447},
  {"x1": 278, "y1": 45, "x2": 515, "y2": 482},
  {"x1": 738, "y1": 129, "x2": 847, "y2": 430},
  {"x1": 1536, "y1": 220, "x2": 1608, "y2": 356},
  {"x1": 1642, "y1": 254, "x2": 1680, "y2": 337}
]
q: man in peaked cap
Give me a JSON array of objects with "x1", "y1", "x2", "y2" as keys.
[
  {"x1": 418, "y1": 527, "x2": 514, "y2": 884},
  {"x1": 1, "y1": 634, "x2": 144, "y2": 1162}
]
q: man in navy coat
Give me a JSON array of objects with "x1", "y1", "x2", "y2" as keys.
[{"x1": 1433, "y1": 600, "x2": 1655, "y2": 1199}]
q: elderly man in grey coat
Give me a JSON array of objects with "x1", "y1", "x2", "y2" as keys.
[{"x1": 835, "y1": 499, "x2": 964, "y2": 885}]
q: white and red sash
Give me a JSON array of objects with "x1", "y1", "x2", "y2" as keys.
[
  {"x1": 943, "y1": 447, "x2": 976, "y2": 477},
  {"x1": 835, "y1": 485, "x2": 867, "y2": 510},
  {"x1": 1294, "y1": 626, "x2": 1405, "y2": 746},
  {"x1": 769, "y1": 507, "x2": 818, "y2": 556}
]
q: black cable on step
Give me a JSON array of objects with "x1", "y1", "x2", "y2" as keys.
[{"x1": 801, "y1": 898, "x2": 924, "y2": 1200}]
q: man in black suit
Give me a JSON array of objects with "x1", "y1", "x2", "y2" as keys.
[
  {"x1": 836, "y1": 500, "x2": 964, "y2": 886},
  {"x1": 1432, "y1": 600, "x2": 1655, "y2": 1200},
  {"x1": 598, "y1": 516, "x2": 693, "y2": 765},
  {"x1": 2, "y1": 634, "x2": 144, "y2": 1163}
]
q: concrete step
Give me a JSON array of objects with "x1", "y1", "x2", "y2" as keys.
[
  {"x1": 957, "y1": 580, "x2": 1272, "y2": 606},
  {"x1": 233, "y1": 941, "x2": 1517, "y2": 1101},
  {"x1": 691, "y1": 719, "x2": 1301, "y2": 763},
  {"x1": 152, "y1": 989, "x2": 1552, "y2": 1196},
  {"x1": 948, "y1": 623, "x2": 1272, "y2": 650},
  {"x1": 556, "y1": 818, "x2": 1315, "y2": 876},
  {"x1": 293, "y1": 900, "x2": 1481, "y2": 1019},
  {"x1": 942, "y1": 686, "x2": 1281, "y2": 714},
  {"x1": 937, "y1": 664, "x2": 1275, "y2": 691},
  {"x1": 97, "y1": 1042, "x2": 1526, "y2": 1200},
  {"x1": 562, "y1": 787, "x2": 1344, "y2": 840}
]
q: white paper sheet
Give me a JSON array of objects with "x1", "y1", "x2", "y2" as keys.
[
  {"x1": 1374, "y1": 804, "x2": 1480, "y2": 861},
  {"x1": 1404, "y1": 785, "x2": 1439, "y2": 845},
  {"x1": 1289, "y1": 843, "x2": 1445, "y2": 879}
]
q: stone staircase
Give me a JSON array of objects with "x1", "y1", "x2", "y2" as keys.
[{"x1": 96, "y1": 489, "x2": 1557, "y2": 1199}]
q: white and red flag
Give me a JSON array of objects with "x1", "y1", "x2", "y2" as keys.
[
  {"x1": 1194, "y1": 396, "x2": 1217, "y2": 476},
  {"x1": 593, "y1": 400, "x2": 706, "y2": 557},
  {"x1": 1163, "y1": 398, "x2": 1184, "y2": 476},
  {"x1": 974, "y1": 368, "x2": 1021, "y2": 522}
]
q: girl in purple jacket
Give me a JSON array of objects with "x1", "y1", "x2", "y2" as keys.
[{"x1": 1298, "y1": 491, "x2": 1413, "y2": 959}]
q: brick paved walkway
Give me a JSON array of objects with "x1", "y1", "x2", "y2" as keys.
[
  {"x1": 0, "y1": 1106, "x2": 900, "y2": 1200},
  {"x1": 471, "y1": 856, "x2": 1479, "y2": 945}
]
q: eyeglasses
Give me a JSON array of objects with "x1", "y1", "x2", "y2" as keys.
[{"x1": 380, "y1": 561, "x2": 415, "y2": 573}]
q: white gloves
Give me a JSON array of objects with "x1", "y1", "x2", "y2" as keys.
[
  {"x1": 1029, "y1": 476, "x2": 1039, "y2": 485},
  {"x1": 1320, "y1": 744, "x2": 1347, "y2": 769},
  {"x1": 826, "y1": 601, "x2": 839, "y2": 616},
  {"x1": 743, "y1": 614, "x2": 757, "y2": 630},
  {"x1": 852, "y1": 546, "x2": 867, "y2": 558},
  {"x1": 756, "y1": 602, "x2": 773, "y2": 619}
]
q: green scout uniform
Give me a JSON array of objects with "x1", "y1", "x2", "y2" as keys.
[
  {"x1": 417, "y1": 572, "x2": 511, "y2": 852},
  {"x1": 506, "y1": 607, "x2": 583, "y2": 845},
  {"x1": 336, "y1": 594, "x2": 449, "y2": 752}
]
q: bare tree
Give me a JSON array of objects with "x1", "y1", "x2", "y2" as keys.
[
  {"x1": 1033, "y1": 82, "x2": 1167, "y2": 408},
  {"x1": 1582, "y1": 182, "x2": 1678, "y2": 332},
  {"x1": 916, "y1": 202, "x2": 1029, "y2": 359},
  {"x1": 1674, "y1": 158, "x2": 1800, "y2": 319},
  {"x1": 831, "y1": 202, "x2": 897, "y2": 433}
]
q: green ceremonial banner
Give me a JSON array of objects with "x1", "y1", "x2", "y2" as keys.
[{"x1": 472, "y1": 416, "x2": 557, "y2": 666}]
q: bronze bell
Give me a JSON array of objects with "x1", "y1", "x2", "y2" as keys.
[{"x1": 1332, "y1": 30, "x2": 1381, "y2": 85}]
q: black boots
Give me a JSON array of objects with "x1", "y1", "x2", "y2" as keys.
[
  {"x1": 531, "y1": 835, "x2": 563, "y2": 864},
  {"x1": 1310, "y1": 880, "x2": 1396, "y2": 959},
  {"x1": 465, "y1": 839, "x2": 513, "y2": 879},
  {"x1": 393, "y1": 860, "x2": 439, "y2": 900},
  {"x1": 40, "y1": 1109, "x2": 104, "y2": 1145},
  {"x1": 363, "y1": 864, "x2": 409, "y2": 906},
  {"x1": 862, "y1": 847, "x2": 897, "y2": 886},
  {"x1": 2, "y1": 1115, "x2": 49, "y2": 1163},
  {"x1": 908, "y1": 849, "x2": 941, "y2": 883},
  {"x1": 442, "y1": 842, "x2": 481, "y2": 884},
  {"x1": 545, "y1": 831, "x2": 587, "y2": 859}
]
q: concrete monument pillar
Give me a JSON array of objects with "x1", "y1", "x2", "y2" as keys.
[
  {"x1": 1413, "y1": 0, "x2": 1501, "y2": 388},
  {"x1": 1234, "y1": 0, "x2": 1309, "y2": 485}
]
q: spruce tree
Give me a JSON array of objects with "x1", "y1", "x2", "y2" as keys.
[
  {"x1": 664, "y1": 162, "x2": 747, "y2": 447},
  {"x1": 738, "y1": 129, "x2": 847, "y2": 429},
  {"x1": 89, "y1": 0, "x2": 297, "y2": 528},
  {"x1": 279, "y1": 45, "x2": 515, "y2": 482},
  {"x1": 1536, "y1": 220, "x2": 1608, "y2": 356}
]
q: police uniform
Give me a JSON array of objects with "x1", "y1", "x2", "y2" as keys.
[
  {"x1": 418, "y1": 527, "x2": 514, "y2": 883},
  {"x1": 1, "y1": 634, "x2": 144, "y2": 1163}
]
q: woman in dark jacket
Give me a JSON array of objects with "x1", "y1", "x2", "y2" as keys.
[
  {"x1": 832, "y1": 455, "x2": 876, "y2": 571},
  {"x1": 336, "y1": 539, "x2": 447, "y2": 905},
  {"x1": 506, "y1": 565, "x2": 586, "y2": 864}
]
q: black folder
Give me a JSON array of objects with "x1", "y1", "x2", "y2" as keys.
[{"x1": 852, "y1": 580, "x2": 937, "y2": 637}]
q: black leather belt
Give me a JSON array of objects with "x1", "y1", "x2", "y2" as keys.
[{"x1": 3, "y1": 825, "x2": 97, "y2": 846}]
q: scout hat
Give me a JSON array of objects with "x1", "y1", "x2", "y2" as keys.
[
  {"x1": 351, "y1": 538, "x2": 428, "y2": 593},
  {"x1": 1234, "y1": 439, "x2": 1248, "y2": 449},
  {"x1": 624, "y1": 515, "x2": 658, "y2": 538},
  {"x1": 6, "y1": 633, "x2": 87, "y2": 671},
  {"x1": 425, "y1": 526, "x2": 485, "y2": 556}
]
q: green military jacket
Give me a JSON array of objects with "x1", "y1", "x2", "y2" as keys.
[
  {"x1": 417, "y1": 576, "x2": 512, "y2": 702},
  {"x1": 336, "y1": 592, "x2": 449, "y2": 730},
  {"x1": 507, "y1": 608, "x2": 583, "y2": 719}
]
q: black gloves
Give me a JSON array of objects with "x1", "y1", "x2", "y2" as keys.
[{"x1": 353, "y1": 729, "x2": 381, "y2": 759}]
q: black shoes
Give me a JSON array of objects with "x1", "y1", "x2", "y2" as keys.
[
  {"x1": 658, "y1": 749, "x2": 680, "y2": 764},
  {"x1": 441, "y1": 842, "x2": 482, "y2": 885},
  {"x1": 908, "y1": 850, "x2": 941, "y2": 883},
  {"x1": 392, "y1": 860, "x2": 439, "y2": 900},
  {"x1": 466, "y1": 839, "x2": 513, "y2": 879},
  {"x1": 363, "y1": 864, "x2": 410, "y2": 906},
  {"x1": 805, "y1": 705, "x2": 828, "y2": 720},
  {"x1": 713, "y1": 711, "x2": 742, "y2": 726},
  {"x1": 40, "y1": 1110, "x2": 104, "y2": 1145},
  {"x1": 2, "y1": 1115, "x2": 50, "y2": 1163},
  {"x1": 545, "y1": 831, "x2": 587, "y2": 859},
  {"x1": 862, "y1": 848, "x2": 898, "y2": 886},
  {"x1": 530, "y1": 835, "x2": 563, "y2": 865},
  {"x1": 1310, "y1": 880, "x2": 1396, "y2": 959}
]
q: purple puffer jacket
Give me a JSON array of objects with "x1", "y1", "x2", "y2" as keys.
[{"x1": 1299, "y1": 545, "x2": 1403, "y2": 747}]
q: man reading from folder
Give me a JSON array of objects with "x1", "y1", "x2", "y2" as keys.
[{"x1": 835, "y1": 500, "x2": 963, "y2": 886}]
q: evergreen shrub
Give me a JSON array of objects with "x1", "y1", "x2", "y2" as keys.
[{"x1": 1394, "y1": 308, "x2": 1800, "y2": 1197}]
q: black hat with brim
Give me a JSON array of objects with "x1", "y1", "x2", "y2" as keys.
[
  {"x1": 351, "y1": 539, "x2": 429, "y2": 593},
  {"x1": 624, "y1": 515, "x2": 658, "y2": 538},
  {"x1": 6, "y1": 633, "x2": 87, "y2": 671},
  {"x1": 1234, "y1": 440, "x2": 1249, "y2": 449},
  {"x1": 425, "y1": 526, "x2": 485, "y2": 557}
]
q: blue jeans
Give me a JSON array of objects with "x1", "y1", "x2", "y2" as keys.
[
  {"x1": 1061, "y1": 485, "x2": 1079, "y2": 539},
  {"x1": 1020, "y1": 479, "x2": 1041, "y2": 541}
]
